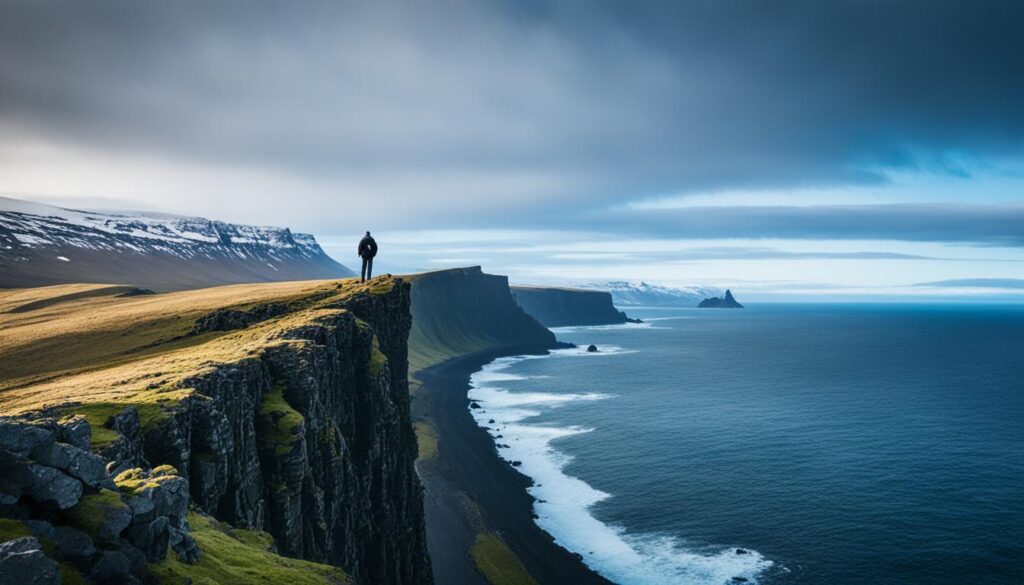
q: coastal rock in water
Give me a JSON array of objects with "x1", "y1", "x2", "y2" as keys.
[
  {"x1": 698, "y1": 289, "x2": 744, "y2": 309},
  {"x1": 587, "y1": 344, "x2": 599, "y2": 353}
]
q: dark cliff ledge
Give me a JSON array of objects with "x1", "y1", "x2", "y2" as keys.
[
  {"x1": 510, "y1": 285, "x2": 638, "y2": 327},
  {"x1": 698, "y1": 289, "x2": 744, "y2": 308},
  {"x1": 406, "y1": 267, "x2": 559, "y2": 373},
  {"x1": 0, "y1": 277, "x2": 431, "y2": 585}
]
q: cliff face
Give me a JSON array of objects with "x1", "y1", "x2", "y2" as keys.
[
  {"x1": 510, "y1": 286, "x2": 633, "y2": 327},
  {"x1": 0, "y1": 278, "x2": 431, "y2": 585},
  {"x1": 407, "y1": 267, "x2": 556, "y2": 372}
]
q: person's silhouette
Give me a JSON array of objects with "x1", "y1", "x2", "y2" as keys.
[{"x1": 358, "y1": 231, "x2": 378, "y2": 282}]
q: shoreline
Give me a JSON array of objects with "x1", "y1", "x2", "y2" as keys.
[{"x1": 412, "y1": 345, "x2": 614, "y2": 585}]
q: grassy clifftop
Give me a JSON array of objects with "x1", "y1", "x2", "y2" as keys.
[{"x1": 0, "y1": 275, "x2": 430, "y2": 585}]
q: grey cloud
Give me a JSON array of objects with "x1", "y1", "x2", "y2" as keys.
[
  {"x1": 565, "y1": 204, "x2": 1024, "y2": 246},
  {"x1": 1, "y1": 0, "x2": 1023, "y2": 231},
  {"x1": 914, "y1": 278, "x2": 1024, "y2": 289}
]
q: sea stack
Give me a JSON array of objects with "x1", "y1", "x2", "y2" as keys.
[{"x1": 698, "y1": 289, "x2": 744, "y2": 308}]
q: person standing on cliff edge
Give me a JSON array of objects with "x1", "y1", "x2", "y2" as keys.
[{"x1": 358, "y1": 231, "x2": 378, "y2": 282}]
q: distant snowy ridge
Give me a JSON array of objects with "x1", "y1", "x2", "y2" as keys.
[
  {"x1": 576, "y1": 281, "x2": 723, "y2": 307},
  {"x1": 0, "y1": 196, "x2": 353, "y2": 290},
  {"x1": 0, "y1": 196, "x2": 324, "y2": 255}
]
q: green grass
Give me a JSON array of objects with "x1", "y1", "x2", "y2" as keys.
[
  {"x1": 471, "y1": 533, "x2": 538, "y2": 585},
  {"x1": 413, "y1": 421, "x2": 438, "y2": 460},
  {"x1": 59, "y1": 563, "x2": 88, "y2": 585},
  {"x1": 369, "y1": 337, "x2": 388, "y2": 378},
  {"x1": 0, "y1": 518, "x2": 31, "y2": 542},
  {"x1": 149, "y1": 513, "x2": 348, "y2": 585},
  {"x1": 258, "y1": 384, "x2": 304, "y2": 455},
  {"x1": 60, "y1": 402, "x2": 172, "y2": 449}
]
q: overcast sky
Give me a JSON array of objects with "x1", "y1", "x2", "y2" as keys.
[{"x1": 2, "y1": 0, "x2": 1023, "y2": 297}]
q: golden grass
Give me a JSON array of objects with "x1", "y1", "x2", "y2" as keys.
[
  {"x1": 471, "y1": 532, "x2": 539, "y2": 585},
  {"x1": 0, "y1": 277, "x2": 388, "y2": 416}
]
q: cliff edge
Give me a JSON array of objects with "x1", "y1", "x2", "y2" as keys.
[
  {"x1": 510, "y1": 286, "x2": 637, "y2": 327},
  {"x1": 0, "y1": 277, "x2": 430, "y2": 585}
]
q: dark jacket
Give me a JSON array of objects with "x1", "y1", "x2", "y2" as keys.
[{"x1": 358, "y1": 235, "x2": 378, "y2": 258}]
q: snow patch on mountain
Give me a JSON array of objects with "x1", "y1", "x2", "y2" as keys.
[
  {"x1": 0, "y1": 195, "x2": 352, "y2": 289},
  {"x1": 0, "y1": 196, "x2": 327, "y2": 258},
  {"x1": 574, "y1": 281, "x2": 723, "y2": 307}
]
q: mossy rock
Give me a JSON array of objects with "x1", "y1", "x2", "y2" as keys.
[
  {"x1": 114, "y1": 466, "x2": 180, "y2": 496},
  {"x1": 61, "y1": 402, "x2": 172, "y2": 449},
  {"x1": 149, "y1": 513, "x2": 348, "y2": 585},
  {"x1": 368, "y1": 339, "x2": 388, "y2": 378},
  {"x1": 64, "y1": 489, "x2": 131, "y2": 539},
  {"x1": 258, "y1": 384, "x2": 304, "y2": 455}
]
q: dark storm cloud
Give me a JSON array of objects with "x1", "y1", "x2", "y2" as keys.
[
  {"x1": 1, "y1": 0, "x2": 1023, "y2": 227},
  {"x1": 568, "y1": 204, "x2": 1024, "y2": 245}
]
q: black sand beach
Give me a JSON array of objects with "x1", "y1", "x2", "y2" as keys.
[{"x1": 412, "y1": 347, "x2": 614, "y2": 585}]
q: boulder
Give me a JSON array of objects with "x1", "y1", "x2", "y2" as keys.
[
  {"x1": 66, "y1": 490, "x2": 132, "y2": 543},
  {"x1": 587, "y1": 344, "x2": 598, "y2": 352},
  {"x1": 56, "y1": 416, "x2": 92, "y2": 452},
  {"x1": 89, "y1": 550, "x2": 132, "y2": 584},
  {"x1": 30, "y1": 442, "x2": 111, "y2": 489},
  {"x1": 0, "y1": 421, "x2": 53, "y2": 458},
  {"x1": 0, "y1": 448, "x2": 36, "y2": 504},
  {"x1": 126, "y1": 516, "x2": 170, "y2": 562},
  {"x1": 27, "y1": 463, "x2": 82, "y2": 509},
  {"x1": 0, "y1": 537, "x2": 61, "y2": 585},
  {"x1": 50, "y1": 526, "x2": 96, "y2": 563},
  {"x1": 115, "y1": 467, "x2": 189, "y2": 529},
  {"x1": 99, "y1": 408, "x2": 148, "y2": 475},
  {"x1": 169, "y1": 526, "x2": 201, "y2": 564},
  {"x1": 126, "y1": 494, "x2": 156, "y2": 524}
]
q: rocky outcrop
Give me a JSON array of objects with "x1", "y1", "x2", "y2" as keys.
[
  {"x1": 698, "y1": 289, "x2": 744, "y2": 308},
  {"x1": 1, "y1": 279, "x2": 431, "y2": 584},
  {"x1": 0, "y1": 417, "x2": 196, "y2": 584},
  {"x1": 511, "y1": 285, "x2": 638, "y2": 327}
]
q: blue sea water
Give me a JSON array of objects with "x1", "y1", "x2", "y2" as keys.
[{"x1": 467, "y1": 304, "x2": 1024, "y2": 585}]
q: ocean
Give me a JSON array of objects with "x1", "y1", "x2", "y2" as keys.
[{"x1": 467, "y1": 304, "x2": 1024, "y2": 585}]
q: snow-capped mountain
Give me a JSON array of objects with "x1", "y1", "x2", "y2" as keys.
[
  {"x1": 0, "y1": 196, "x2": 353, "y2": 290},
  {"x1": 578, "y1": 281, "x2": 723, "y2": 307}
]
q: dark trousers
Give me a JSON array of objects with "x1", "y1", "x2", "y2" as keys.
[{"x1": 361, "y1": 257, "x2": 373, "y2": 281}]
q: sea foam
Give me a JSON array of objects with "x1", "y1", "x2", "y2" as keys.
[{"x1": 469, "y1": 353, "x2": 773, "y2": 585}]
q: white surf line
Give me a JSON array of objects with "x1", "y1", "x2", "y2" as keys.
[{"x1": 469, "y1": 354, "x2": 773, "y2": 585}]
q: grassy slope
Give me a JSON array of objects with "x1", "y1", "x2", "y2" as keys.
[
  {"x1": 0, "y1": 278, "x2": 401, "y2": 584},
  {"x1": 0, "y1": 279, "x2": 370, "y2": 414},
  {"x1": 150, "y1": 513, "x2": 348, "y2": 585}
]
